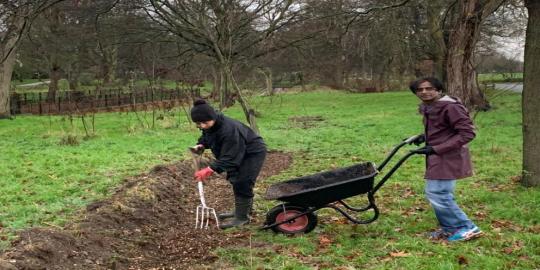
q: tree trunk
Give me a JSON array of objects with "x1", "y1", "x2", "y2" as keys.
[
  {"x1": 298, "y1": 72, "x2": 307, "y2": 92},
  {"x1": 100, "y1": 45, "x2": 117, "y2": 84},
  {"x1": 47, "y1": 64, "x2": 62, "y2": 102},
  {"x1": 228, "y1": 70, "x2": 259, "y2": 134},
  {"x1": 0, "y1": 49, "x2": 16, "y2": 118},
  {"x1": 218, "y1": 63, "x2": 234, "y2": 109},
  {"x1": 445, "y1": 0, "x2": 490, "y2": 111},
  {"x1": 210, "y1": 67, "x2": 220, "y2": 99},
  {"x1": 68, "y1": 60, "x2": 81, "y2": 91},
  {"x1": 0, "y1": 8, "x2": 27, "y2": 118},
  {"x1": 257, "y1": 68, "x2": 273, "y2": 95},
  {"x1": 522, "y1": 0, "x2": 540, "y2": 187},
  {"x1": 68, "y1": 77, "x2": 79, "y2": 91},
  {"x1": 426, "y1": 2, "x2": 446, "y2": 80}
]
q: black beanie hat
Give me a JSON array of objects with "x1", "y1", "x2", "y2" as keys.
[{"x1": 190, "y1": 99, "x2": 217, "y2": 122}]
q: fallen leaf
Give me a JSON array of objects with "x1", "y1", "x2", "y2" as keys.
[
  {"x1": 510, "y1": 175, "x2": 521, "y2": 183},
  {"x1": 473, "y1": 211, "x2": 487, "y2": 221},
  {"x1": 390, "y1": 251, "x2": 410, "y2": 257},
  {"x1": 503, "y1": 240, "x2": 524, "y2": 254},
  {"x1": 380, "y1": 256, "x2": 392, "y2": 262},
  {"x1": 402, "y1": 188, "x2": 416, "y2": 198},
  {"x1": 318, "y1": 235, "x2": 333, "y2": 247},
  {"x1": 527, "y1": 225, "x2": 540, "y2": 233},
  {"x1": 457, "y1": 255, "x2": 468, "y2": 265},
  {"x1": 503, "y1": 247, "x2": 514, "y2": 254}
]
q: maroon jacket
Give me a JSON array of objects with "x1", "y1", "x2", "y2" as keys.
[{"x1": 420, "y1": 96, "x2": 475, "y2": 180}]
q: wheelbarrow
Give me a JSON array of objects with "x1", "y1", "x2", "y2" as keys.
[{"x1": 262, "y1": 135, "x2": 423, "y2": 234}]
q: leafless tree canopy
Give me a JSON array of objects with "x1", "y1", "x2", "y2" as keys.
[{"x1": 0, "y1": 0, "x2": 530, "y2": 118}]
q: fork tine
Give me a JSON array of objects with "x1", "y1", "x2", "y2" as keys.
[
  {"x1": 201, "y1": 207, "x2": 206, "y2": 229},
  {"x1": 211, "y1": 209, "x2": 220, "y2": 228},
  {"x1": 195, "y1": 206, "x2": 200, "y2": 228}
]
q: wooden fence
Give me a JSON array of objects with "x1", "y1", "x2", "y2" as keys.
[{"x1": 10, "y1": 87, "x2": 199, "y2": 115}]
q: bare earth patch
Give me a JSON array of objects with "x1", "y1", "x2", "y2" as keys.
[
  {"x1": 288, "y1": 115, "x2": 324, "y2": 128},
  {"x1": 0, "y1": 151, "x2": 292, "y2": 270}
]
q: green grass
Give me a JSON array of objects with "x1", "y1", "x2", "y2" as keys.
[
  {"x1": 0, "y1": 109, "x2": 198, "y2": 245},
  {"x1": 478, "y1": 73, "x2": 523, "y2": 83},
  {"x1": 1, "y1": 89, "x2": 538, "y2": 269}
]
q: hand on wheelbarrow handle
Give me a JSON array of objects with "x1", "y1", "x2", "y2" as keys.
[
  {"x1": 403, "y1": 134, "x2": 425, "y2": 145},
  {"x1": 410, "y1": 145, "x2": 434, "y2": 155}
]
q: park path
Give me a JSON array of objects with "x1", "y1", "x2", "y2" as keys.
[
  {"x1": 16, "y1": 80, "x2": 50, "y2": 87},
  {"x1": 495, "y1": 82, "x2": 523, "y2": 93}
]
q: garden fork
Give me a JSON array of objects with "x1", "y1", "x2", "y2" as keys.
[
  {"x1": 189, "y1": 148, "x2": 219, "y2": 229},
  {"x1": 195, "y1": 181, "x2": 219, "y2": 229}
]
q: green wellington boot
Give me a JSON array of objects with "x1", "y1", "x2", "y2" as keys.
[
  {"x1": 219, "y1": 196, "x2": 252, "y2": 229},
  {"x1": 217, "y1": 211, "x2": 234, "y2": 220}
]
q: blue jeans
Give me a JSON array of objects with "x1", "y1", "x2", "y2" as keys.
[{"x1": 425, "y1": 179, "x2": 475, "y2": 232}]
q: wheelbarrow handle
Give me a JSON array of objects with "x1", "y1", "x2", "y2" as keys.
[
  {"x1": 377, "y1": 134, "x2": 423, "y2": 171},
  {"x1": 372, "y1": 151, "x2": 416, "y2": 193},
  {"x1": 403, "y1": 134, "x2": 423, "y2": 145}
]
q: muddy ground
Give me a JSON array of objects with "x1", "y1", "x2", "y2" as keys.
[{"x1": 0, "y1": 151, "x2": 292, "y2": 270}]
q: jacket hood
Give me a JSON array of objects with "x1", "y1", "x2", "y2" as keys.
[{"x1": 419, "y1": 95, "x2": 462, "y2": 114}]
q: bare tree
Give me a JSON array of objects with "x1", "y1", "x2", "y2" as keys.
[
  {"x1": 0, "y1": 0, "x2": 66, "y2": 118},
  {"x1": 522, "y1": 0, "x2": 540, "y2": 187},
  {"x1": 444, "y1": 0, "x2": 506, "y2": 111},
  {"x1": 141, "y1": 0, "x2": 301, "y2": 130}
]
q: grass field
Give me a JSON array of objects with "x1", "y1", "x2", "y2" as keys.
[
  {"x1": 1, "y1": 89, "x2": 538, "y2": 268},
  {"x1": 478, "y1": 73, "x2": 523, "y2": 83}
]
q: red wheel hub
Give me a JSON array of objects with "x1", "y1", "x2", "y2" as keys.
[{"x1": 276, "y1": 210, "x2": 308, "y2": 232}]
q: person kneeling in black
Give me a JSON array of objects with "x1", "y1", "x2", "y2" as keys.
[{"x1": 190, "y1": 99, "x2": 267, "y2": 229}]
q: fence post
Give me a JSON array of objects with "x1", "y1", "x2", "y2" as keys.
[
  {"x1": 57, "y1": 94, "x2": 61, "y2": 113},
  {"x1": 38, "y1": 92, "x2": 42, "y2": 115}
]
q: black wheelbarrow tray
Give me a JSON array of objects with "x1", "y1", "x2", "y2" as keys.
[{"x1": 262, "y1": 135, "x2": 423, "y2": 234}]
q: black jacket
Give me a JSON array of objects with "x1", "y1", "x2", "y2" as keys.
[{"x1": 197, "y1": 113, "x2": 266, "y2": 174}]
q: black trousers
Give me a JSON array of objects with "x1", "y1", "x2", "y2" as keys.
[{"x1": 227, "y1": 151, "x2": 267, "y2": 198}]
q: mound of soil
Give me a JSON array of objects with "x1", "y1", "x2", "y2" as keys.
[{"x1": 0, "y1": 151, "x2": 292, "y2": 270}]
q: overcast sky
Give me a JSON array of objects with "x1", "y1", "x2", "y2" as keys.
[{"x1": 495, "y1": 36, "x2": 525, "y2": 62}]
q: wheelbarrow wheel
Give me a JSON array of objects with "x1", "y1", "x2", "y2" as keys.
[{"x1": 266, "y1": 204, "x2": 317, "y2": 234}]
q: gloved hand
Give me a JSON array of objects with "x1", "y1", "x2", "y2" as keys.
[
  {"x1": 194, "y1": 167, "x2": 214, "y2": 181},
  {"x1": 411, "y1": 145, "x2": 435, "y2": 155},
  {"x1": 411, "y1": 134, "x2": 425, "y2": 146},
  {"x1": 189, "y1": 144, "x2": 205, "y2": 154}
]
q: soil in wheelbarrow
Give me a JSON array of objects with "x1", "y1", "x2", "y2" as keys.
[
  {"x1": 0, "y1": 151, "x2": 292, "y2": 270},
  {"x1": 265, "y1": 162, "x2": 376, "y2": 199}
]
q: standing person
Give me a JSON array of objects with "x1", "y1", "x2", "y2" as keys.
[
  {"x1": 190, "y1": 99, "x2": 267, "y2": 229},
  {"x1": 409, "y1": 77, "x2": 483, "y2": 242}
]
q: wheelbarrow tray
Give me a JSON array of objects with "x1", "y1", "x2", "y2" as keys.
[{"x1": 265, "y1": 162, "x2": 377, "y2": 208}]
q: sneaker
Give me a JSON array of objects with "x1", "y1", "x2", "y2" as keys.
[
  {"x1": 427, "y1": 228, "x2": 452, "y2": 240},
  {"x1": 447, "y1": 226, "x2": 483, "y2": 242}
]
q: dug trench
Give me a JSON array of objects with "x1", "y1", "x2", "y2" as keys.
[{"x1": 0, "y1": 151, "x2": 292, "y2": 270}]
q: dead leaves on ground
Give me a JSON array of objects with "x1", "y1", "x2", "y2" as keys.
[
  {"x1": 318, "y1": 234, "x2": 334, "y2": 248},
  {"x1": 502, "y1": 240, "x2": 524, "y2": 254},
  {"x1": 491, "y1": 219, "x2": 524, "y2": 233},
  {"x1": 457, "y1": 255, "x2": 469, "y2": 265}
]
